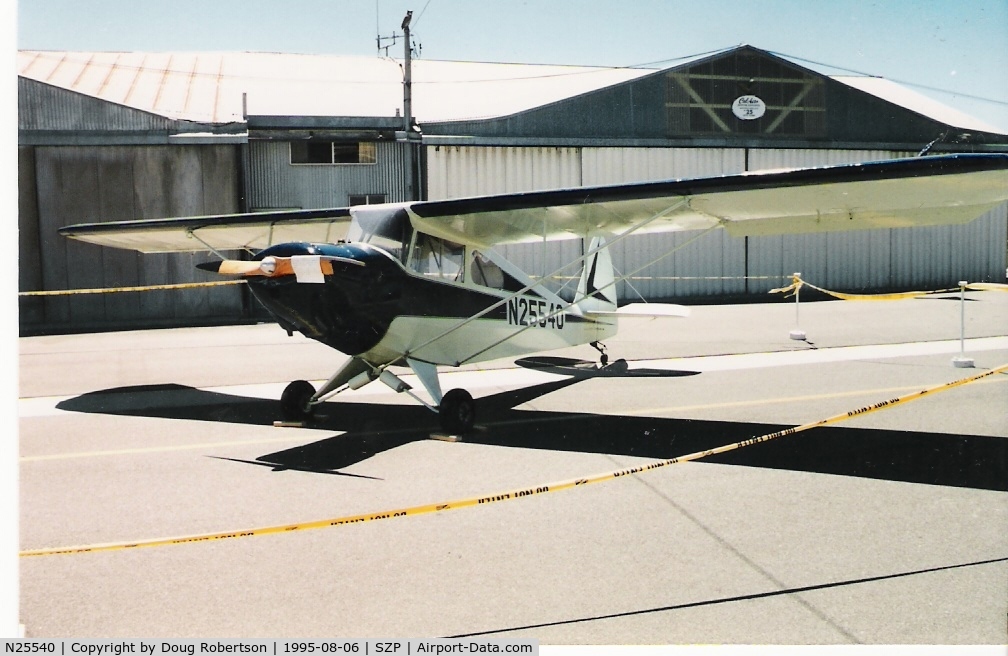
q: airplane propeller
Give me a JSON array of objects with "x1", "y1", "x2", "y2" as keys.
[{"x1": 197, "y1": 255, "x2": 365, "y2": 279}]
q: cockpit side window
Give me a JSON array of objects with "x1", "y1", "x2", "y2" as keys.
[
  {"x1": 409, "y1": 232, "x2": 465, "y2": 282},
  {"x1": 469, "y1": 250, "x2": 525, "y2": 293},
  {"x1": 469, "y1": 251, "x2": 503, "y2": 288}
]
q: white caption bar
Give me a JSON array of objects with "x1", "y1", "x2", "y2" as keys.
[{"x1": 1, "y1": 640, "x2": 538, "y2": 656}]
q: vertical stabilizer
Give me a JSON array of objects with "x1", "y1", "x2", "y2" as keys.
[{"x1": 575, "y1": 236, "x2": 618, "y2": 313}]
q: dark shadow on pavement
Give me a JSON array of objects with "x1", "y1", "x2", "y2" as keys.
[
  {"x1": 57, "y1": 371, "x2": 1007, "y2": 491},
  {"x1": 514, "y1": 356, "x2": 700, "y2": 378}
]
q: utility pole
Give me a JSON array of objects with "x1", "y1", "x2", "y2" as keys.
[
  {"x1": 401, "y1": 10, "x2": 416, "y2": 201},
  {"x1": 402, "y1": 11, "x2": 413, "y2": 135}
]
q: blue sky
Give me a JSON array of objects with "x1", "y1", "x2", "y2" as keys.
[{"x1": 15, "y1": 0, "x2": 1008, "y2": 132}]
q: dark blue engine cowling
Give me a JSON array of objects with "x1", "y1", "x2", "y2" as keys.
[
  {"x1": 247, "y1": 241, "x2": 533, "y2": 359},
  {"x1": 246, "y1": 242, "x2": 404, "y2": 356}
]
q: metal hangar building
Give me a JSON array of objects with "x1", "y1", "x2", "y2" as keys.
[{"x1": 17, "y1": 45, "x2": 1008, "y2": 334}]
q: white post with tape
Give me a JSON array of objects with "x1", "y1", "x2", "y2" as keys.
[
  {"x1": 952, "y1": 280, "x2": 974, "y2": 368},
  {"x1": 789, "y1": 272, "x2": 807, "y2": 341}
]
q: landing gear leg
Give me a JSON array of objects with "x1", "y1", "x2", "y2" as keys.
[
  {"x1": 405, "y1": 359, "x2": 475, "y2": 436},
  {"x1": 590, "y1": 341, "x2": 609, "y2": 367}
]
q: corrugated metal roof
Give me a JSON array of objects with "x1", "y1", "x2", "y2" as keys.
[
  {"x1": 18, "y1": 49, "x2": 1001, "y2": 135},
  {"x1": 16, "y1": 50, "x2": 653, "y2": 124},
  {"x1": 832, "y1": 75, "x2": 1003, "y2": 134}
]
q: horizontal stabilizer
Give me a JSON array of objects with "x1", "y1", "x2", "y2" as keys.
[{"x1": 585, "y1": 303, "x2": 691, "y2": 318}]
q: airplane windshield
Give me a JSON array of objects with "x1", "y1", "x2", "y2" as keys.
[
  {"x1": 409, "y1": 233, "x2": 465, "y2": 283},
  {"x1": 346, "y1": 206, "x2": 412, "y2": 263}
]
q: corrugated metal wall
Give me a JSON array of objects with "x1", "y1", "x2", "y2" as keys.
[
  {"x1": 580, "y1": 147, "x2": 747, "y2": 299},
  {"x1": 18, "y1": 77, "x2": 176, "y2": 133},
  {"x1": 745, "y1": 149, "x2": 1007, "y2": 293},
  {"x1": 248, "y1": 140, "x2": 411, "y2": 209},
  {"x1": 425, "y1": 145, "x2": 1008, "y2": 301},
  {"x1": 745, "y1": 148, "x2": 912, "y2": 293},
  {"x1": 20, "y1": 144, "x2": 244, "y2": 332},
  {"x1": 427, "y1": 146, "x2": 584, "y2": 297}
]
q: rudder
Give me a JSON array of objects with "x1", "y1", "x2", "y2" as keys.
[{"x1": 575, "y1": 236, "x2": 618, "y2": 313}]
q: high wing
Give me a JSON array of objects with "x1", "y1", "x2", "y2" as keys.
[
  {"x1": 408, "y1": 154, "x2": 1008, "y2": 247},
  {"x1": 59, "y1": 207, "x2": 352, "y2": 253},
  {"x1": 59, "y1": 154, "x2": 1008, "y2": 253}
]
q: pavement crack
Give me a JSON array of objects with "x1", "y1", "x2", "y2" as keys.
[{"x1": 616, "y1": 459, "x2": 864, "y2": 644}]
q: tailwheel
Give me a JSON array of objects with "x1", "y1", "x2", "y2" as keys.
[
  {"x1": 590, "y1": 340, "x2": 609, "y2": 367},
  {"x1": 281, "y1": 379, "x2": 316, "y2": 420},
  {"x1": 439, "y1": 388, "x2": 475, "y2": 434},
  {"x1": 601, "y1": 358, "x2": 629, "y2": 374}
]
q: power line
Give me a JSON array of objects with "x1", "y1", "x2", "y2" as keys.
[
  {"x1": 412, "y1": 0, "x2": 434, "y2": 29},
  {"x1": 19, "y1": 47, "x2": 1008, "y2": 107},
  {"x1": 619, "y1": 45, "x2": 737, "y2": 70},
  {"x1": 18, "y1": 50, "x2": 654, "y2": 86},
  {"x1": 769, "y1": 49, "x2": 1008, "y2": 107}
]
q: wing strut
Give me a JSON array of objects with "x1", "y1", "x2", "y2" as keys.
[
  {"x1": 186, "y1": 229, "x2": 229, "y2": 260},
  {"x1": 455, "y1": 222, "x2": 719, "y2": 366},
  {"x1": 395, "y1": 198, "x2": 692, "y2": 368}
]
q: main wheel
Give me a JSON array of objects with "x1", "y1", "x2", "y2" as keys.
[
  {"x1": 439, "y1": 388, "x2": 475, "y2": 434},
  {"x1": 281, "y1": 379, "x2": 316, "y2": 420}
]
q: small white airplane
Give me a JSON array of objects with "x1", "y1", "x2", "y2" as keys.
[{"x1": 60, "y1": 154, "x2": 1008, "y2": 433}]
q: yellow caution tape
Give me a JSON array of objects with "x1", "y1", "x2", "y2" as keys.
[
  {"x1": 20, "y1": 362, "x2": 1007, "y2": 558},
  {"x1": 22, "y1": 277, "x2": 1000, "y2": 299},
  {"x1": 770, "y1": 275, "x2": 1007, "y2": 301},
  {"x1": 768, "y1": 279, "x2": 801, "y2": 296},
  {"x1": 801, "y1": 280, "x2": 941, "y2": 301},
  {"x1": 965, "y1": 282, "x2": 1008, "y2": 292},
  {"x1": 22, "y1": 276, "x2": 790, "y2": 296},
  {"x1": 19, "y1": 280, "x2": 246, "y2": 297}
]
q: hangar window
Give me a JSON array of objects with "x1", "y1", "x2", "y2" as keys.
[
  {"x1": 348, "y1": 194, "x2": 387, "y2": 206},
  {"x1": 290, "y1": 141, "x2": 378, "y2": 165}
]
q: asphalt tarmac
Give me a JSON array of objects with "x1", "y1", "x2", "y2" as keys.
[{"x1": 17, "y1": 291, "x2": 1008, "y2": 643}]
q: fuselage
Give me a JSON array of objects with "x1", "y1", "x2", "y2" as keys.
[{"x1": 247, "y1": 241, "x2": 616, "y2": 367}]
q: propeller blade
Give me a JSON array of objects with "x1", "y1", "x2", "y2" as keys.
[
  {"x1": 216, "y1": 260, "x2": 266, "y2": 276},
  {"x1": 196, "y1": 260, "x2": 223, "y2": 273}
]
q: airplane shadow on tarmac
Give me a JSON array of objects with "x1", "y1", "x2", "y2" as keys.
[{"x1": 56, "y1": 357, "x2": 1006, "y2": 492}]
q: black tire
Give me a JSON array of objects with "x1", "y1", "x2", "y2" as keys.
[
  {"x1": 439, "y1": 388, "x2": 475, "y2": 434},
  {"x1": 601, "y1": 358, "x2": 628, "y2": 375},
  {"x1": 281, "y1": 379, "x2": 316, "y2": 420}
]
